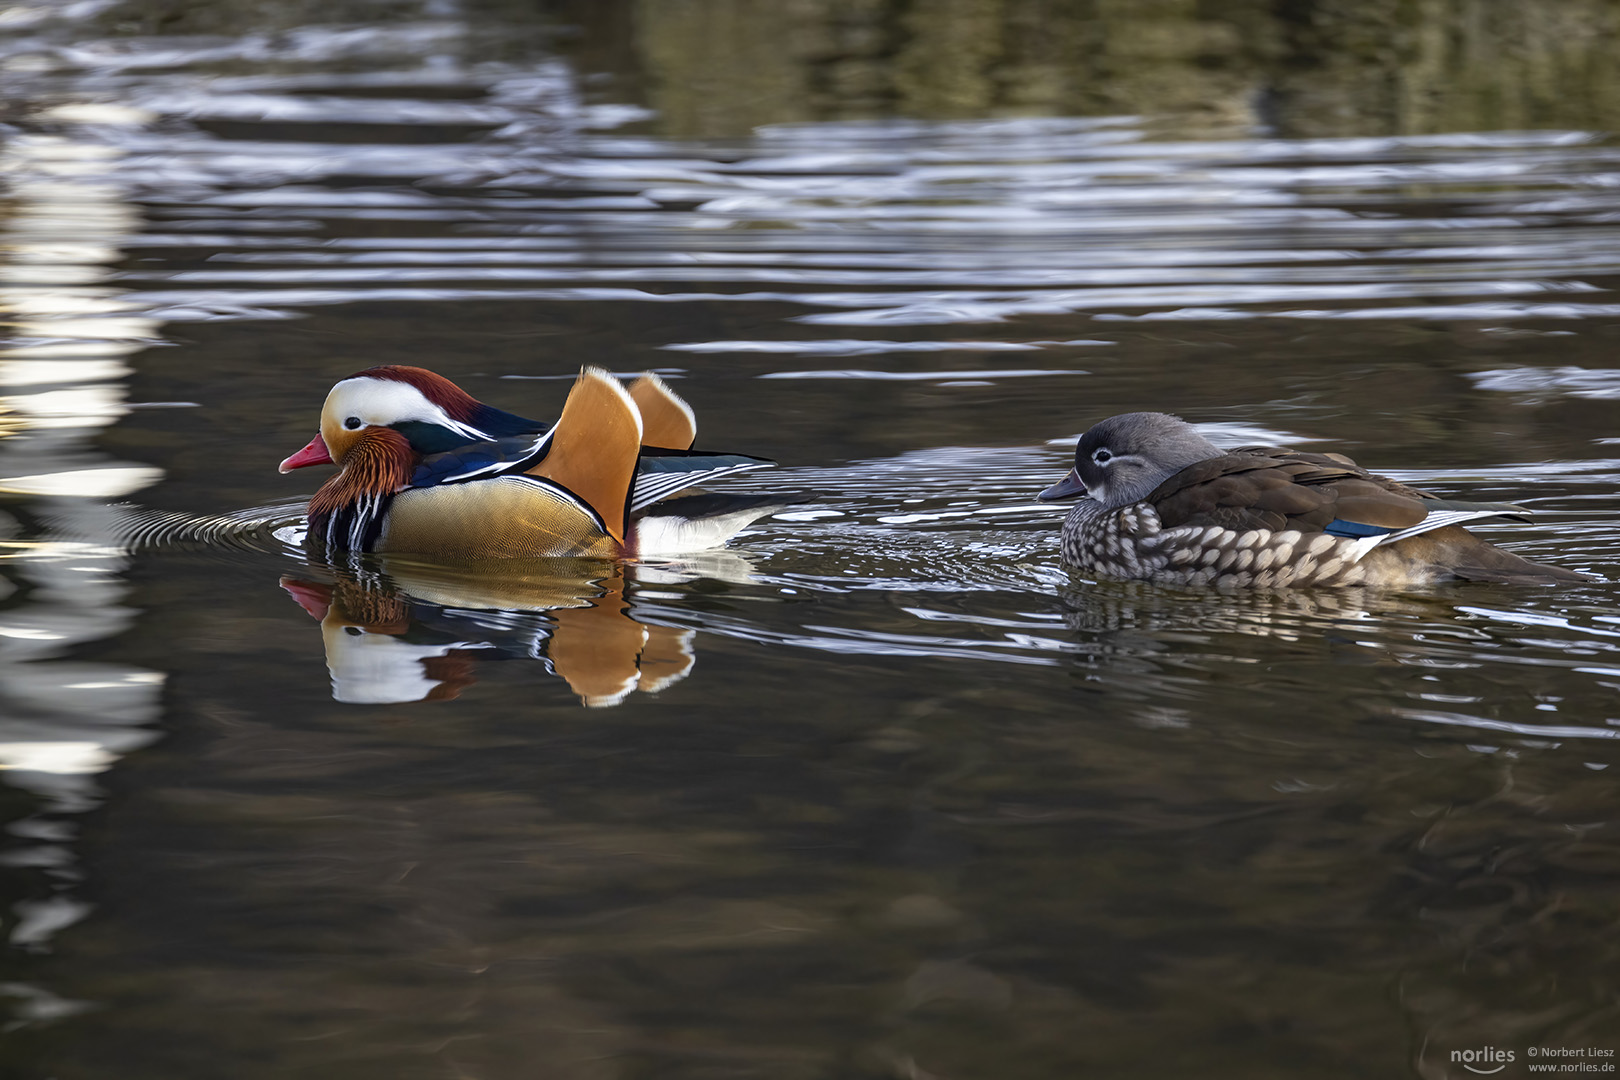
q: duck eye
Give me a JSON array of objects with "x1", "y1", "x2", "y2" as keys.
[
  {"x1": 1091, "y1": 448, "x2": 1113, "y2": 464},
  {"x1": 344, "y1": 416, "x2": 363, "y2": 430}
]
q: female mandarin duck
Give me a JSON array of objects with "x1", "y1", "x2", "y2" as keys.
[
  {"x1": 279, "y1": 364, "x2": 792, "y2": 558},
  {"x1": 1040, "y1": 412, "x2": 1593, "y2": 587}
]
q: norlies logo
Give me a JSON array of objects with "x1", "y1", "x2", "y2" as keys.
[{"x1": 1453, "y1": 1047, "x2": 1517, "y2": 1075}]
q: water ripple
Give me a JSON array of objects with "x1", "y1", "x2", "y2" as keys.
[{"x1": 21, "y1": 51, "x2": 1606, "y2": 337}]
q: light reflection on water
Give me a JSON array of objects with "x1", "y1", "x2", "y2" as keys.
[
  {"x1": 0, "y1": 3, "x2": 1618, "y2": 1077},
  {"x1": 0, "y1": 114, "x2": 165, "y2": 968}
]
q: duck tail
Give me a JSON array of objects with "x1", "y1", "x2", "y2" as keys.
[
  {"x1": 628, "y1": 373, "x2": 697, "y2": 451},
  {"x1": 1391, "y1": 525, "x2": 1595, "y2": 585},
  {"x1": 631, "y1": 492, "x2": 812, "y2": 557},
  {"x1": 526, "y1": 367, "x2": 643, "y2": 544}
]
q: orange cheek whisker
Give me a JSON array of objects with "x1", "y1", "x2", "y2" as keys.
[{"x1": 309, "y1": 428, "x2": 416, "y2": 518}]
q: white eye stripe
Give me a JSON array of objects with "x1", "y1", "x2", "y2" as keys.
[
  {"x1": 326, "y1": 377, "x2": 491, "y2": 440},
  {"x1": 1092, "y1": 451, "x2": 1143, "y2": 467}
]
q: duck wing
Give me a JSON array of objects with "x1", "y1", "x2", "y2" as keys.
[
  {"x1": 629, "y1": 448, "x2": 773, "y2": 511},
  {"x1": 410, "y1": 433, "x2": 555, "y2": 487},
  {"x1": 411, "y1": 438, "x2": 771, "y2": 511},
  {"x1": 1147, "y1": 448, "x2": 1523, "y2": 541}
]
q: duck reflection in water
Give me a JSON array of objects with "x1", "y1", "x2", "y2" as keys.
[{"x1": 280, "y1": 556, "x2": 722, "y2": 707}]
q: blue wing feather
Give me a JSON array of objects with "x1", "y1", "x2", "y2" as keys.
[
  {"x1": 411, "y1": 435, "x2": 551, "y2": 487},
  {"x1": 1323, "y1": 518, "x2": 1397, "y2": 538}
]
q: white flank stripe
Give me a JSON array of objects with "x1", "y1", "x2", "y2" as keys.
[{"x1": 1375, "y1": 508, "x2": 1522, "y2": 547}]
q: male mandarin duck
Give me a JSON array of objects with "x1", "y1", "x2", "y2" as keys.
[
  {"x1": 279, "y1": 364, "x2": 794, "y2": 558},
  {"x1": 1040, "y1": 412, "x2": 1594, "y2": 587}
]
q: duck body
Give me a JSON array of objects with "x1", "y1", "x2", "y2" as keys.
[
  {"x1": 282, "y1": 365, "x2": 794, "y2": 559},
  {"x1": 1041, "y1": 412, "x2": 1592, "y2": 588}
]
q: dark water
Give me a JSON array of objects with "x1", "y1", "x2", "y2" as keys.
[{"x1": 2, "y1": 2, "x2": 1620, "y2": 1078}]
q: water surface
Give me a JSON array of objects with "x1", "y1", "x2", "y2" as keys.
[{"x1": 2, "y1": 3, "x2": 1619, "y2": 1078}]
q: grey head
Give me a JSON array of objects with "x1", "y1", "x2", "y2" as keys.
[{"x1": 1039, "y1": 412, "x2": 1224, "y2": 509}]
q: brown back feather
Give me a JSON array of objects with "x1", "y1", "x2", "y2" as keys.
[{"x1": 1150, "y1": 449, "x2": 1429, "y2": 534}]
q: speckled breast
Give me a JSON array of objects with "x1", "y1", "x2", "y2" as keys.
[{"x1": 1059, "y1": 499, "x2": 1380, "y2": 588}]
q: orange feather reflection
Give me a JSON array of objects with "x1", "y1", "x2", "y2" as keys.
[{"x1": 281, "y1": 559, "x2": 695, "y2": 707}]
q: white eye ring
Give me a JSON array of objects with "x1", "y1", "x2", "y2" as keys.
[
  {"x1": 1091, "y1": 448, "x2": 1112, "y2": 464},
  {"x1": 344, "y1": 416, "x2": 364, "y2": 430}
]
